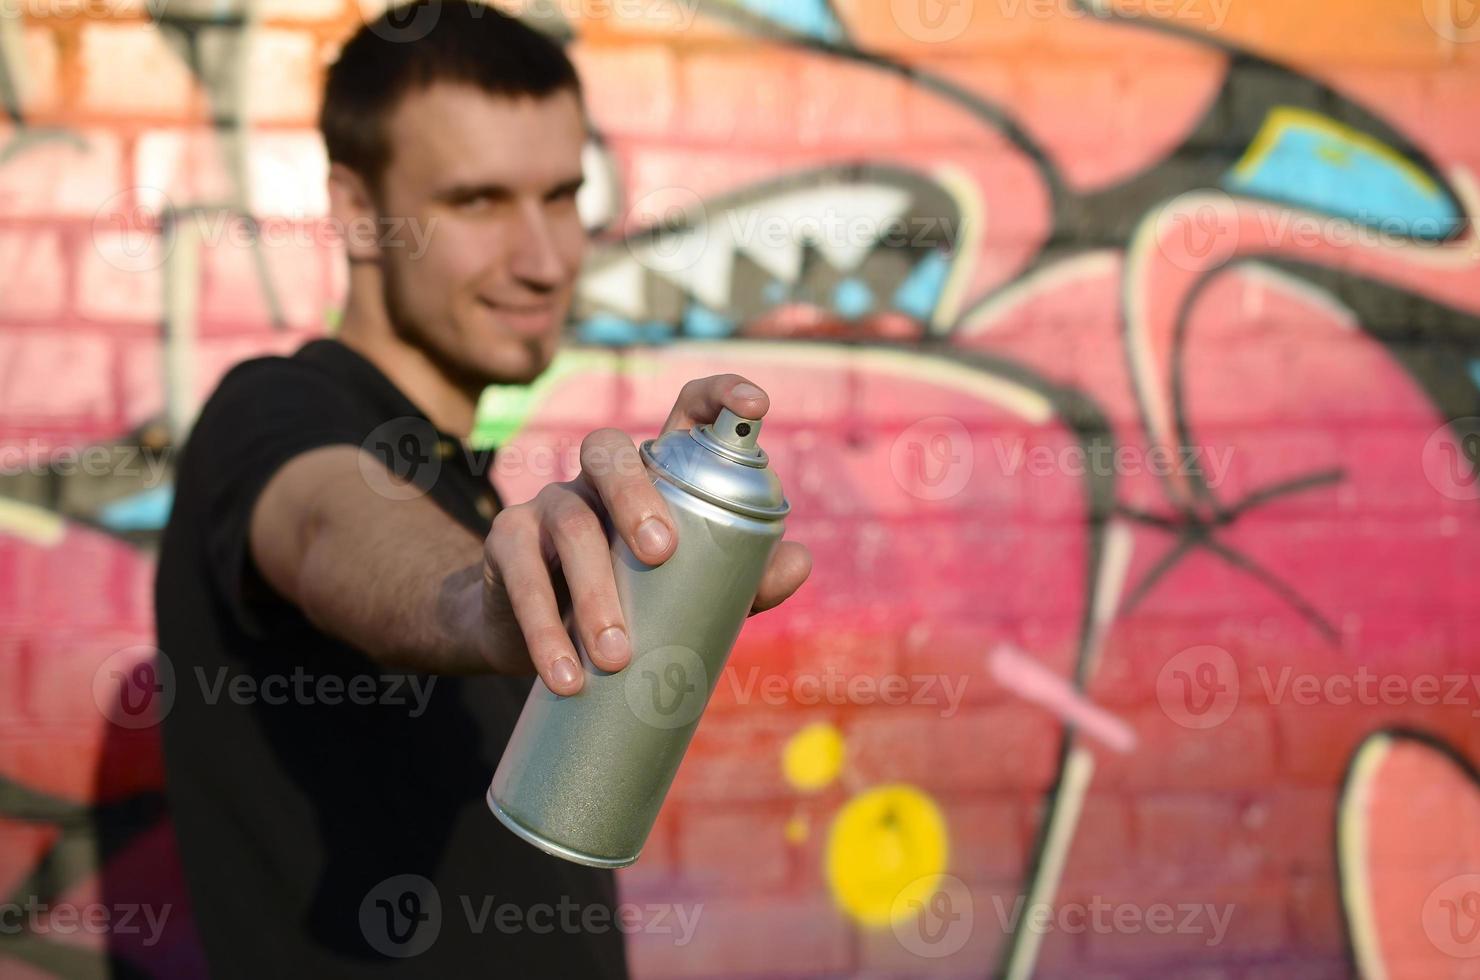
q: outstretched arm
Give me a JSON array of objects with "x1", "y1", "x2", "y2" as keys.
[{"x1": 247, "y1": 374, "x2": 813, "y2": 691}]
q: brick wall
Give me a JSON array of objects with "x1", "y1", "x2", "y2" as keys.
[{"x1": 2, "y1": 1, "x2": 1480, "y2": 977}]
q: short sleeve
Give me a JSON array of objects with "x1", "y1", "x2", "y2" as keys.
[{"x1": 175, "y1": 357, "x2": 367, "y2": 638}]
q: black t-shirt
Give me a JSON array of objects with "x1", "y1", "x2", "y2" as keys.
[{"x1": 156, "y1": 339, "x2": 628, "y2": 979}]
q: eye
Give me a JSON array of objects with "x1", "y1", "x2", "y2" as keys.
[
  {"x1": 453, "y1": 192, "x2": 494, "y2": 212},
  {"x1": 444, "y1": 188, "x2": 511, "y2": 214}
]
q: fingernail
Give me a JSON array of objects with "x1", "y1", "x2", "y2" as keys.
[
  {"x1": 637, "y1": 517, "x2": 671, "y2": 556},
  {"x1": 732, "y1": 382, "x2": 764, "y2": 402},
  {"x1": 596, "y1": 626, "x2": 629, "y2": 666},
  {"x1": 551, "y1": 657, "x2": 580, "y2": 691}
]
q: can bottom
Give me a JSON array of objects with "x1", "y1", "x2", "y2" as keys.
[{"x1": 485, "y1": 787, "x2": 640, "y2": 870}]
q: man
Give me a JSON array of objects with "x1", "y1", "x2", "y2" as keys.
[{"x1": 155, "y1": 3, "x2": 811, "y2": 976}]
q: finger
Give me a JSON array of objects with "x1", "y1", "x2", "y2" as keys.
[
  {"x1": 579, "y1": 428, "x2": 676, "y2": 565},
  {"x1": 660, "y1": 374, "x2": 770, "y2": 435},
  {"x1": 749, "y1": 540, "x2": 812, "y2": 615},
  {"x1": 543, "y1": 490, "x2": 631, "y2": 673},
  {"x1": 487, "y1": 507, "x2": 585, "y2": 695}
]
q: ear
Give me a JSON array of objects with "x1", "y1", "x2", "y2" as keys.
[{"x1": 327, "y1": 163, "x2": 380, "y2": 264}]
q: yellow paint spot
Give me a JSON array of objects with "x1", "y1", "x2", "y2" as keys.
[
  {"x1": 785, "y1": 813, "x2": 809, "y2": 845},
  {"x1": 782, "y1": 722, "x2": 845, "y2": 791},
  {"x1": 1316, "y1": 142, "x2": 1353, "y2": 168},
  {"x1": 826, "y1": 784, "x2": 948, "y2": 928}
]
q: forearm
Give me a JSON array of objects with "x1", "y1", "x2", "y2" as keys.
[
  {"x1": 294, "y1": 494, "x2": 491, "y2": 674},
  {"x1": 251, "y1": 446, "x2": 524, "y2": 675}
]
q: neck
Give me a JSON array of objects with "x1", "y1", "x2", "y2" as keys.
[{"x1": 336, "y1": 273, "x2": 481, "y2": 439}]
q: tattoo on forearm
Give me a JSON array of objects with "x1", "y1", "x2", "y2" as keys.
[{"x1": 435, "y1": 561, "x2": 483, "y2": 649}]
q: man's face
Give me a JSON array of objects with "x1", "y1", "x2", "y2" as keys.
[{"x1": 372, "y1": 83, "x2": 587, "y2": 387}]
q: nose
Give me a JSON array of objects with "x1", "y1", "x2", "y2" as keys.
[{"x1": 509, "y1": 199, "x2": 572, "y2": 292}]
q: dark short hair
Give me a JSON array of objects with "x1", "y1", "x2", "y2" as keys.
[{"x1": 320, "y1": 1, "x2": 582, "y2": 192}]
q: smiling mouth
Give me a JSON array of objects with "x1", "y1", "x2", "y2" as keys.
[
  {"x1": 479, "y1": 299, "x2": 561, "y2": 333},
  {"x1": 480, "y1": 298, "x2": 554, "y2": 313}
]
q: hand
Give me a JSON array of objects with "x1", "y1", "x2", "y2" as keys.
[{"x1": 479, "y1": 375, "x2": 812, "y2": 695}]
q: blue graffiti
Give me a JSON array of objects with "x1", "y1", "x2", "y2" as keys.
[
  {"x1": 720, "y1": 0, "x2": 845, "y2": 42},
  {"x1": 97, "y1": 485, "x2": 174, "y2": 534},
  {"x1": 892, "y1": 250, "x2": 951, "y2": 321},
  {"x1": 833, "y1": 278, "x2": 874, "y2": 318},
  {"x1": 574, "y1": 314, "x2": 676, "y2": 345},
  {"x1": 682, "y1": 303, "x2": 738, "y2": 338},
  {"x1": 1223, "y1": 113, "x2": 1461, "y2": 240}
]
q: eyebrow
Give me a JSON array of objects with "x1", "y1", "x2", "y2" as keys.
[
  {"x1": 544, "y1": 175, "x2": 585, "y2": 199},
  {"x1": 434, "y1": 175, "x2": 585, "y2": 204}
]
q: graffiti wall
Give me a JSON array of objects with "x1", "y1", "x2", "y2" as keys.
[{"x1": 2, "y1": 0, "x2": 1480, "y2": 976}]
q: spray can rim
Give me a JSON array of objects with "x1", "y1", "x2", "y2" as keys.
[{"x1": 639, "y1": 430, "x2": 791, "y2": 521}]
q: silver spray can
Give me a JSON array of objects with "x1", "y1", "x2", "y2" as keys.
[{"x1": 487, "y1": 407, "x2": 790, "y2": 868}]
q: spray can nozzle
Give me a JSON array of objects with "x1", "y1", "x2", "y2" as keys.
[{"x1": 701, "y1": 408, "x2": 763, "y2": 457}]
